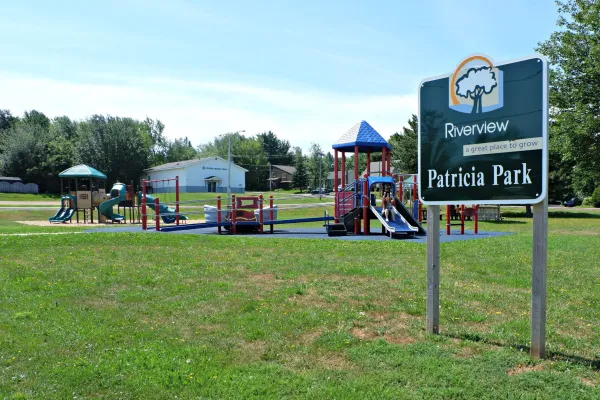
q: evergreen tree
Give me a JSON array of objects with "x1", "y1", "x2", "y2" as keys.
[{"x1": 292, "y1": 150, "x2": 308, "y2": 192}]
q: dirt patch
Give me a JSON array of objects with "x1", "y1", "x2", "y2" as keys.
[
  {"x1": 507, "y1": 363, "x2": 545, "y2": 376},
  {"x1": 296, "y1": 329, "x2": 323, "y2": 345},
  {"x1": 580, "y1": 377, "x2": 597, "y2": 387},
  {"x1": 350, "y1": 312, "x2": 415, "y2": 345},
  {"x1": 284, "y1": 351, "x2": 356, "y2": 371},
  {"x1": 79, "y1": 298, "x2": 118, "y2": 310},
  {"x1": 17, "y1": 220, "x2": 88, "y2": 227}
]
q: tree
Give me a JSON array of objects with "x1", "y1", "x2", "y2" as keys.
[
  {"x1": 143, "y1": 117, "x2": 169, "y2": 166},
  {"x1": 22, "y1": 110, "x2": 51, "y2": 130},
  {"x1": 389, "y1": 114, "x2": 418, "y2": 174},
  {"x1": 166, "y1": 137, "x2": 198, "y2": 163},
  {"x1": 0, "y1": 109, "x2": 18, "y2": 153},
  {"x1": 537, "y1": 0, "x2": 600, "y2": 196},
  {"x1": 258, "y1": 131, "x2": 293, "y2": 165},
  {"x1": 77, "y1": 115, "x2": 151, "y2": 185},
  {"x1": 455, "y1": 67, "x2": 498, "y2": 114},
  {"x1": 307, "y1": 143, "x2": 328, "y2": 189},
  {"x1": 291, "y1": 149, "x2": 308, "y2": 192},
  {"x1": 0, "y1": 122, "x2": 69, "y2": 192}
]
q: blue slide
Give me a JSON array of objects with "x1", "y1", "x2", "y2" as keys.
[
  {"x1": 98, "y1": 183, "x2": 127, "y2": 222},
  {"x1": 140, "y1": 193, "x2": 188, "y2": 224}
]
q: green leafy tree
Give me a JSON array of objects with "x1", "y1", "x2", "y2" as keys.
[
  {"x1": 143, "y1": 117, "x2": 169, "y2": 166},
  {"x1": 166, "y1": 137, "x2": 198, "y2": 162},
  {"x1": 292, "y1": 149, "x2": 308, "y2": 192},
  {"x1": 0, "y1": 122, "x2": 60, "y2": 192},
  {"x1": 0, "y1": 109, "x2": 18, "y2": 154},
  {"x1": 389, "y1": 114, "x2": 418, "y2": 174},
  {"x1": 22, "y1": 110, "x2": 51, "y2": 130},
  {"x1": 537, "y1": 0, "x2": 600, "y2": 196},
  {"x1": 77, "y1": 115, "x2": 151, "y2": 185}
]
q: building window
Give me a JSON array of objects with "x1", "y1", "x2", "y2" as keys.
[{"x1": 283, "y1": 173, "x2": 287, "y2": 179}]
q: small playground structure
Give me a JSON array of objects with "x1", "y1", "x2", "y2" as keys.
[{"x1": 50, "y1": 164, "x2": 140, "y2": 224}]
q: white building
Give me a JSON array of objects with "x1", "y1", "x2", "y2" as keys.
[{"x1": 143, "y1": 157, "x2": 247, "y2": 193}]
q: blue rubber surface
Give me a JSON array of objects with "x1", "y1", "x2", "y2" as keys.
[{"x1": 86, "y1": 225, "x2": 511, "y2": 243}]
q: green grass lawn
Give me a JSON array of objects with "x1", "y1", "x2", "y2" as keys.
[
  {"x1": 0, "y1": 193, "x2": 60, "y2": 202},
  {"x1": 1, "y1": 211, "x2": 600, "y2": 398}
]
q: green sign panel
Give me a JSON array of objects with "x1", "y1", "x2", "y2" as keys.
[{"x1": 418, "y1": 54, "x2": 548, "y2": 205}]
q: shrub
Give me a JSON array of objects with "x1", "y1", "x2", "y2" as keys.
[
  {"x1": 591, "y1": 187, "x2": 600, "y2": 207},
  {"x1": 582, "y1": 197, "x2": 594, "y2": 207}
]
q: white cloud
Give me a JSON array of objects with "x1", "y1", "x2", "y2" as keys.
[{"x1": 0, "y1": 71, "x2": 417, "y2": 152}]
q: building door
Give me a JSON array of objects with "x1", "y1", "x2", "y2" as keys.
[{"x1": 208, "y1": 181, "x2": 216, "y2": 192}]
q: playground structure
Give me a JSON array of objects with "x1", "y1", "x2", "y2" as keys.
[
  {"x1": 50, "y1": 164, "x2": 140, "y2": 224},
  {"x1": 140, "y1": 121, "x2": 426, "y2": 239}
]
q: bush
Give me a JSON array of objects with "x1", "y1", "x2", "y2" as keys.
[
  {"x1": 582, "y1": 197, "x2": 594, "y2": 207},
  {"x1": 591, "y1": 187, "x2": 600, "y2": 207}
]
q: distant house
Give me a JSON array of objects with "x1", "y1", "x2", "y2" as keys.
[
  {"x1": 143, "y1": 157, "x2": 248, "y2": 193},
  {"x1": 268, "y1": 165, "x2": 295, "y2": 189},
  {"x1": 327, "y1": 171, "x2": 355, "y2": 190},
  {"x1": 361, "y1": 161, "x2": 397, "y2": 177}
]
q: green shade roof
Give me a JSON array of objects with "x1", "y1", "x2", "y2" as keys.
[{"x1": 59, "y1": 164, "x2": 107, "y2": 179}]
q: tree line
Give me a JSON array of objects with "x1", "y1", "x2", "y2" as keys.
[{"x1": 0, "y1": 110, "x2": 197, "y2": 192}]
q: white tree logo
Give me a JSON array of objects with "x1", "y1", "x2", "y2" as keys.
[{"x1": 455, "y1": 66, "x2": 498, "y2": 114}]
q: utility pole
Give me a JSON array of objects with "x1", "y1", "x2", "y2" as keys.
[
  {"x1": 226, "y1": 130, "x2": 245, "y2": 209},
  {"x1": 269, "y1": 158, "x2": 272, "y2": 192},
  {"x1": 318, "y1": 151, "x2": 324, "y2": 200}
]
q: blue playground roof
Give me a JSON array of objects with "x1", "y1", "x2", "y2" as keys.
[{"x1": 332, "y1": 120, "x2": 392, "y2": 152}]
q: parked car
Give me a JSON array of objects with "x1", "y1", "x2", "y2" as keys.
[
  {"x1": 563, "y1": 197, "x2": 579, "y2": 207},
  {"x1": 311, "y1": 187, "x2": 330, "y2": 195}
]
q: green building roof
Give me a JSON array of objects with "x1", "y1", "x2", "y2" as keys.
[{"x1": 58, "y1": 164, "x2": 107, "y2": 179}]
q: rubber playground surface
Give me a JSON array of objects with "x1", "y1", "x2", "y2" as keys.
[{"x1": 88, "y1": 225, "x2": 511, "y2": 243}]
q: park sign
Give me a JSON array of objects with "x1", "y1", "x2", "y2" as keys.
[{"x1": 418, "y1": 54, "x2": 548, "y2": 205}]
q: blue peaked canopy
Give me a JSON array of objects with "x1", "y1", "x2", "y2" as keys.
[{"x1": 332, "y1": 120, "x2": 392, "y2": 152}]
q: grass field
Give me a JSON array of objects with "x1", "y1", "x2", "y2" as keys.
[{"x1": 1, "y1": 206, "x2": 600, "y2": 398}]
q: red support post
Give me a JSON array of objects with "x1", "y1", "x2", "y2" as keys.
[
  {"x1": 155, "y1": 197, "x2": 160, "y2": 231},
  {"x1": 381, "y1": 147, "x2": 386, "y2": 176},
  {"x1": 334, "y1": 150, "x2": 339, "y2": 222},
  {"x1": 231, "y1": 194, "x2": 237, "y2": 234},
  {"x1": 413, "y1": 175, "x2": 417, "y2": 202},
  {"x1": 217, "y1": 195, "x2": 222, "y2": 234},
  {"x1": 362, "y1": 177, "x2": 368, "y2": 235},
  {"x1": 354, "y1": 146, "x2": 359, "y2": 181},
  {"x1": 446, "y1": 205, "x2": 451, "y2": 235},
  {"x1": 259, "y1": 194, "x2": 264, "y2": 233},
  {"x1": 388, "y1": 149, "x2": 392, "y2": 176},
  {"x1": 269, "y1": 195, "x2": 274, "y2": 234},
  {"x1": 341, "y1": 152, "x2": 346, "y2": 188},
  {"x1": 474, "y1": 204, "x2": 479, "y2": 234},
  {"x1": 399, "y1": 175, "x2": 404, "y2": 202},
  {"x1": 460, "y1": 204, "x2": 465, "y2": 235},
  {"x1": 175, "y1": 175, "x2": 180, "y2": 226},
  {"x1": 142, "y1": 180, "x2": 147, "y2": 230}
]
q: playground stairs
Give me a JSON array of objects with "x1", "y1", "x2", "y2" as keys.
[
  {"x1": 342, "y1": 207, "x2": 362, "y2": 232},
  {"x1": 327, "y1": 223, "x2": 347, "y2": 236}
]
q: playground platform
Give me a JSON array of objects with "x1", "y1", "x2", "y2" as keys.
[{"x1": 86, "y1": 225, "x2": 511, "y2": 243}]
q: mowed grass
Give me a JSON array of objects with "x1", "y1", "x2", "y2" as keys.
[{"x1": 2, "y1": 212, "x2": 600, "y2": 399}]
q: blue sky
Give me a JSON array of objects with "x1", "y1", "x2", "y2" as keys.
[{"x1": 0, "y1": 0, "x2": 557, "y2": 152}]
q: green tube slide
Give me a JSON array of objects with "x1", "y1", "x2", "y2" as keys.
[{"x1": 98, "y1": 183, "x2": 127, "y2": 222}]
